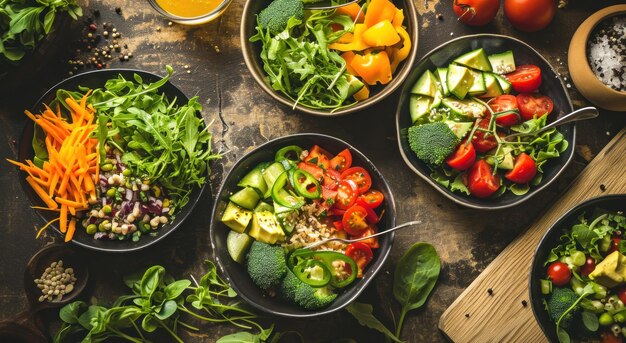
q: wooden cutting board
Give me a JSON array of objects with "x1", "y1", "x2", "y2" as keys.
[{"x1": 439, "y1": 128, "x2": 626, "y2": 343}]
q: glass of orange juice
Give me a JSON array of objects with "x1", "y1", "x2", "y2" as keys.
[{"x1": 148, "y1": 0, "x2": 233, "y2": 25}]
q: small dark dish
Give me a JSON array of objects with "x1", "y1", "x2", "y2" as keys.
[
  {"x1": 16, "y1": 69, "x2": 207, "y2": 252},
  {"x1": 529, "y1": 194, "x2": 626, "y2": 342},
  {"x1": 209, "y1": 133, "x2": 396, "y2": 317},
  {"x1": 241, "y1": 0, "x2": 419, "y2": 117},
  {"x1": 395, "y1": 34, "x2": 576, "y2": 210}
]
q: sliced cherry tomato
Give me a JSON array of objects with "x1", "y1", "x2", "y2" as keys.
[
  {"x1": 357, "y1": 190, "x2": 384, "y2": 209},
  {"x1": 345, "y1": 242, "x2": 373, "y2": 278},
  {"x1": 617, "y1": 288, "x2": 626, "y2": 305},
  {"x1": 334, "y1": 179, "x2": 357, "y2": 210},
  {"x1": 330, "y1": 149, "x2": 352, "y2": 173},
  {"x1": 333, "y1": 220, "x2": 343, "y2": 231},
  {"x1": 356, "y1": 198, "x2": 379, "y2": 224},
  {"x1": 505, "y1": 64, "x2": 542, "y2": 93},
  {"x1": 321, "y1": 187, "x2": 338, "y2": 205},
  {"x1": 547, "y1": 261, "x2": 571, "y2": 287},
  {"x1": 610, "y1": 237, "x2": 621, "y2": 253},
  {"x1": 601, "y1": 331, "x2": 624, "y2": 343},
  {"x1": 490, "y1": 95, "x2": 521, "y2": 126},
  {"x1": 505, "y1": 153, "x2": 537, "y2": 184},
  {"x1": 446, "y1": 141, "x2": 476, "y2": 171},
  {"x1": 342, "y1": 205, "x2": 369, "y2": 235},
  {"x1": 350, "y1": 226, "x2": 379, "y2": 249},
  {"x1": 329, "y1": 208, "x2": 346, "y2": 216},
  {"x1": 516, "y1": 93, "x2": 554, "y2": 120},
  {"x1": 297, "y1": 162, "x2": 324, "y2": 181},
  {"x1": 471, "y1": 116, "x2": 500, "y2": 153},
  {"x1": 468, "y1": 160, "x2": 500, "y2": 198},
  {"x1": 579, "y1": 255, "x2": 596, "y2": 277},
  {"x1": 341, "y1": 167, "x2": 372, "y2": 194},
  {"x1": 304, "y1": 145, "x2": 332, "y2": 170},
  {"x1": 322, "y1": 168, "x2": 342, "y2": 191}
]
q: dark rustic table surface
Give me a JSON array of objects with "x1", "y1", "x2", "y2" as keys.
[{"x1": 1, "y1": 0, "x2": 625, "y2": 342}]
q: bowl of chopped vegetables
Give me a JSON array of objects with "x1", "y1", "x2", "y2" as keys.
[
  {"x1": 530, "y1": 194, "x2": 626, "y2": 343},
  {"x1": 241, "y1": 0, "x2": 418, "y2": 116},
  {"x1": 12, "y1": 68, "x2": 219, "y2": 252},
  {"x1": 209, "y1": 133, "x2": 396, "y2": 317},
  {"x1": 395, "y1": 34, "x2": 575, "y2": 210}
]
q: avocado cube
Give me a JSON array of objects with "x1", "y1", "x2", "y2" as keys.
[
  {"x1": 221, "y1": 201, "x2": 253, "y2": 233},
  {"x1": 248, "y1": 211, "x2": 285, "y2": 244},
  {"x1": 589, "y1": 251, "x2": 626, "y2": 288}
]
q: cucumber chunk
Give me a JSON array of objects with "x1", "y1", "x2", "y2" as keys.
[
  {"x1": 411, "y1": 70, "x2": 438, "y2": 97},
  {"x1": 488, "y1": 50, "x2": 516, "y2": 74},
  {"x1": 410, "y1": 94, "x2": 433, "y2": 124},
  {"x1": 453, "y1": 48, "x2": 492, "y2": 72},
  {"x1": 445, "y1": 121, "x2": 473, "y2": 139},
  {"x1": 230, "y1": 187, "x2": 261, "y2": 210},
  {"x1": 486, "y1": 146, "x2": 515, "y2": 170},
  {"x1": 442, "y1": 97, "x2": 487, "y2": 119},
  {"x1": 447, "y1": 64, "x2": 472, "y2": 100},
  {"x1": 480, "y1": 73, "x2": 504, "y2": 98},
  {"x1": 436, "y1": 68, "x2": 450, "y2": 96},
  {"x1": 238, "y1": 166, "x2": 268, "y2": 196},
  {"x1": 254, "y1": 201, "x2": 274, "y2": 213},
  {"x1": 262, "y1": 162, "x2": 286, "y2": 198},
  {"x1": 494, "y1": 74, "x2": 512, "y2": 94},
  {"x1": 467, "y1": 70, "x2": 486, "y2": 96},
  {"x1": 227, "y1": 230, "x2": 253, "y2": 263}
]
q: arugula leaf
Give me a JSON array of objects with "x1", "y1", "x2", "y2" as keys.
[{"x1": 345, "y1": 303, "x2": 403, "y2": 343}]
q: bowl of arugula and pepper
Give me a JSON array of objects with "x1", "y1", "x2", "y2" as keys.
[{"x1": 241, "y1": 0, "x2": 418, "y2": 116}]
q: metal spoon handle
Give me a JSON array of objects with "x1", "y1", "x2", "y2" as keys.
[
  {"x1": 304, "y1": 220, "x2": 421, "y2": 250},
  {"x1": 304, "y1": 0, "x2": 359, "y2": 10},
  {"x1": 506, "y1": 106, "x2": 598, "y2": 139}
]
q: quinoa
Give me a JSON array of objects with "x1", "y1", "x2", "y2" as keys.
[
  {"x1": 283, "y1": 203, "x2": 346, "y2": 252},
  {"x1": 587, "y1": 14, "x2": 626, "y2": 92}
]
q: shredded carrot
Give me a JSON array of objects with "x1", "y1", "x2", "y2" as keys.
[{"x1": 7, "y1": 93, "x2": 99, "y2": 242}]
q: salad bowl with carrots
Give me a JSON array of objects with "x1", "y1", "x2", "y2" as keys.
[{"x1": 11, "y1": 69, "x2": 216, "y2": 252}]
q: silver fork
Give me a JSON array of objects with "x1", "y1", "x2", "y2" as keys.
[
  {"x1": 304, "y1": 0, "x2": 359, "y2": 10},
  {"x1": 504, "y1": 106, "x2": 598, "y2": 140},
  {"x1": 304, "y1": 220, "x2": 422, "y2": 250}
]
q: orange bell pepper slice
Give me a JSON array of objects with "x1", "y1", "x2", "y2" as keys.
[
  {"x1": 362, "y1": 20, "x2": 400, "y2": 47},
  {"x1": 392, "y1": 9, "x2": 404, "y2": 27},
  {"x1": 336, "y1": 3, "x2": 365, "y2": 23},
  {"x1": 350, "y1": 51, "x2": 392, "y2": 85},
  {"x1": 390, "y1": 26, "x2": 412, "y2": 73},
  {"x1": 364, "y1": 0, "x2": 399, "y2": 28},
  {"x1": 341, "y1": 51, "x2": 359, "y2": 75},
  {"x1": 353, "y1": 84, "x2": 370, "y2": 101},
  {"x1": 329, "y1": 24, "x2": 370, "y2": 52}
]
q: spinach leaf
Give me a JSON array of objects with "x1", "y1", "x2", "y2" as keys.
[
  {"x1": 393, "y1": 242, "x2": 440, "y2": 337},
  {"x1": 345, "y1": 303, "x2": 403, "y2": 343},
  {"x1": 581, "y1": 311, "x2": 599, "y2": 332}
]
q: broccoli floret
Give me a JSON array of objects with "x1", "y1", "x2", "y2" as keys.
[
  {"x1": 407, "y1": 122, "x2": 460, "y2": 166},
  {"x1": 294, "y1": 284, "x2": 337, "y2": 310},
  {"x1": 246, "y1": 241, "x2": 287, "y2": 290},
  {"x1": 279, "y1": 269, "x2": 301, "y2": 302},
  {"x1": 548, "y1": 287, "x2": 580, "y2": 329},
  {"x1": 258, "y1": 0, "x2": 304, "y2": 34}
]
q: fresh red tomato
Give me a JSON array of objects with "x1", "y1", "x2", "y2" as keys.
[
  {"x1": 350, "y1": 226, "x2": 379, "y2": 249},
  {"x1": 357, "y1": 190, "x2": 384, "y2": 209},
  {"x1": 516, "y1": 93, "x2": 554, "y2": 120},
  {"x1": 356, "y1": 198, "x2": 379, "y2": 223},
  {"x1": 610, "y1": 237, "x2": 621, "y2": 253},
  {"x1": 322, "y1": 168, "x2": 342, "y2": 190},
  {"x1": 490, "y1": 95, "x2": 521, "y2": 126},
  {"x1": 297, "y1": 162, "x2": 324, "y2": 181},
  {"x1": 345, "y1": 242, "x2": 373, "y2": 278},
  {"x1": 330, "y1": 149, "x2": 352, "y2": 173},
  {"x1": 333, "y1": 220, "x2": 343, "y2": 231},
  {"x1": 334, "y1": 180, "x2": 357, "y2": 210},
  {"x1": 452, "y1": 0, "x2": 500, "y2": 26},
  {"x1": 342, "y1": 205, "x2": 369, "y2": 235},
  {"x1": 617, "y1": 288, "x2": 626, "y2": 305},
  {"x1": 340, "y1": 167, "x2": 372, "y2": 194},
  {"x1": 547, "y1": 261, "x2": 571, "y2": 287},
  {"x1": 304, "y1": 145, "x2": 332, "y2": 170},
  {"x1": 446, "y1": 141, "x2": 476, "y2": 171},
  {"x1": 321, "y1": 187, "x2": 337, "y2": 205},
  {"x1": 468, "y1": 160, "x2": 500, "y2": 198},
  {"x1": 601, "y1": 331, "x2": 624, "y2": 343},
  {"x1": 505, "y1": 65, "x2": 542, "y2": 93},
  {"x1": 471, "y1": 117, "x2": 498, "y2": 153},
  {"x1": 504, "y1": 0, "x2": 556, "y2": 32},
  {"x1": 579, "y1": 256, "x2": 596, "y2": 277},
  {"x1": 505, "y1": 153, "x2": 537, "y2": 184}
]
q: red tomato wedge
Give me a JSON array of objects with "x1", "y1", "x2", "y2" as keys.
[
  {"x1": 505, "y1": 153, "x2": 537, "y2": 184},
  {"x1": 446, "y1": 141, "x2": 476, "y2": 171},
  {"x1": 357, "y1": 189, "x2": 384, "y2": 209},
  {"x1": 468, "y1": 160, "x2": 500, "y2": 198},
  {"x1": 350, "y1": 226, "x2": 379, "y2": 249},
  {"x1": 340, "y1": 167, "x2": 372, "y2": 194},
  {"x1": 297, "y1": 162, "x2": 324, "y2": 181},
  {"x1": 505, "y1": 64, "x2": 542, "y2": 93},
  {"x1": 356, "y1": 198, "x2": 379, "y2": 224},
  {"x1": 471, "y1": 117, "x2": 498, "y2": 153},
  {"x1": 330, "y1": 149, "x2": 352, "y2": 173},
  {"x1": 304, "y1": 145, "x2": 332, "y2": 170},
  {"x1": 342, "y1": 205, "x2": 369, "y2": 235},
  {"x1": 516, "y1": 93, "x2": 554, "y2": 120},
  {"x1": 490, "y1": 95, "x2": 521, "y2": 126},
  {"x1": 345, "y1": 242, "x2": 373, "y2": 278}
]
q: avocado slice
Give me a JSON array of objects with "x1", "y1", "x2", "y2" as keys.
[
  {"x1": 248, "y1": 211, "x2": 285, "y2": 244},
  {"x1": 453, "y1": 48, "x2": 492, "y2": 72},
  {"x1": 485, "y1": 146, "x2": 515, "y2": 170},
  {"x1": 445, "y1": 121, "x2": 473, "y2": 139},
  {"x1": 488, "y1": 50, "x2": 516, "y2": 74},
  {"x1": 446, "y1": 64, "x2": 472, "y2": 100},
  {"x1": 409, "y1": 94, "x2": 433, "y2": 124},
  {"x1": 411, "y1": 70, "x2": 438, "y2": 97},
  {"x1": 221, "y1": 201, "x2": 253, "y2": 233},
  {"x1": 227, "y1": 230, "x2": 254, "y2": 264},
  {"x1": 589, "y1": 251, "x2": 626, "y2": 288},
  {"x1": 442, "y1": 97, "x2": 487, "y2": 119},
  {"x1": 480, "y1": 73, "x2": 504, "y2": 98}
]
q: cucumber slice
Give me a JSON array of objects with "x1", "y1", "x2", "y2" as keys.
[
  {"x1": 227, "y1": 230, "x2": 253, "y2": 263},
  {"x1": 411, "y1": 70, "x2": 438, "y2": 97},
  {"x1": 488, "y1": 50, "x2": 516, "y2": 74},
  {"x1": 486, "y1": 146, "x2": 515, "y2": 170},
  {"x1": 480, "y1": 73, "x2": 504, "y2": 98},
  {"x1": 467, "y1": 70, "x2": 486, "y2": 96},
  {"x1": 494, "y1": 74, "x2": 512, "y2": 94},
  {"x1": 262, "y1": 162, "x2": 285, "y2": 198},
  {"x1": 254, "y1": 201, "x2": 274, "y2": 213},
  {"x1": 447, "y1": 64, "x2": 472, "y2": 100},
  {"x1": 442, "y1": 97, "x2": 487, "y2": 119},
  {"x1": 432, "y1": 90, "x2": 443, "y2": 110},
  {"x1": 436, "y1": 68, "x2": 449, "y2": 96},
  {"x1": 445, "y1": 121, "x2": 473, "y2": 139},
  {"x1": 453, "y1": 48, "x2": 492, "y2": 72},
  {"x1": 409, "y1": 94, "x2": 433, "y2": 124},
  {"x1": 238, "y1": 166, "x2": 268, "y2": 196},
  {"x1": 229, "y1": 187, "x2": 261, "y2": 210}
]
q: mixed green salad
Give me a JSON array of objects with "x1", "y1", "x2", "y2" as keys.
[
  {"x1": 222, "y1": 143, "x2": 386, "y2": 310},
  {"x1": 541, "y1": 211, "x2": 626, "y2": 343},
  {"x1": 405, "y1": 48, "x2": 568, "y2": 199}
]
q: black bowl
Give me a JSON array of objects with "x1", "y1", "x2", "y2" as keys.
[
  {"x1": 241, "y1": 0, "x2": 419, "y2": 117},
  {"x1": 16, "y1": 69, "x2": 207, "y2": 252},
  {"x1": 530, "y1": 194, "x2": 626, "y2": 342},
  {"x1": 395, "y1": 34, "x2": 576, "y2": 210},
  {"x1": 209, "y1": 133, "x2": 396, "y2": 317}
]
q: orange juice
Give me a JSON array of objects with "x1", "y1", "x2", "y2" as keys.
[{"x1": 155, "y1": 0, "x2": 222, "y2": 18}]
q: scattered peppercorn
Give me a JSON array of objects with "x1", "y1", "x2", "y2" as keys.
[
  {"x1": 600, "y1": 184, "x2": 607, "y2": 191},
  {"x1": 487, "y1": 288, "x2": 493, "y2": 295},
  {"x1": 522, "y1": 300, "x2": 528, "y2": 307},
  {"x1": 34, "y1": 260, "x2": 77, "y2": 302},
  {"x1": 465, "y1": 313, "x2": 470, "y2": 318},
  {"x1": 437, "y1": 14, "x2": 444, "y2": 20},
  {"x1": 115, "y1": 7, "x2": 122, "y2": 14}
]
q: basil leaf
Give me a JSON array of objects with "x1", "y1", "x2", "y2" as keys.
[
  {"x1": 59, "y1": 301, "x2": 87, "y2": 324},
  {"x1": 216, "y1": 331, "x2": 261, "y2": 343},
  {"x1": 581, "y1": 311, "x2": 599, "y2": 332},
  {"x1": 140, "y1": 265, "x2": 165, "y2": 299}
]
